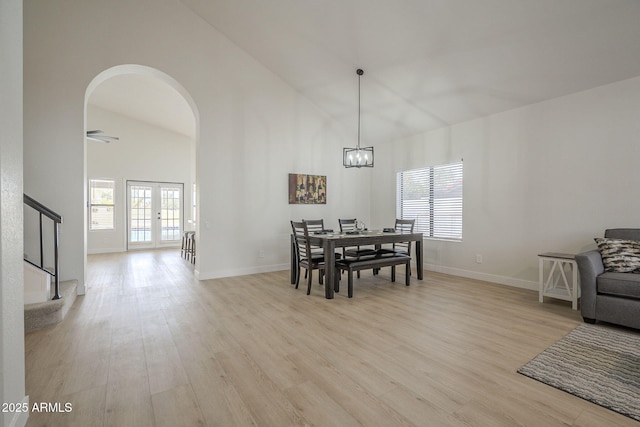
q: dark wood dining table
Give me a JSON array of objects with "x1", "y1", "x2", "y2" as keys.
[{"x1": 291, "y1": 230, "x2": 423, "y2": 299}]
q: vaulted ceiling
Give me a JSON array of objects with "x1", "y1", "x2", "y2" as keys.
[{"x1": 90, "y1": 0, "x2": 640, "y2": 144}]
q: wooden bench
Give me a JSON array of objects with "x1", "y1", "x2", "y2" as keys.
[{"x1": 335, "y1": 254, "x2": 411, "y2": 298}]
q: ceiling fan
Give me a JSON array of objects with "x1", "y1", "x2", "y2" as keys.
[{"x1": 86, "y1": 130, "x2": 119, "y2": 143}]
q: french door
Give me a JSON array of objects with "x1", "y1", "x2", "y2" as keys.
[{"x1": 127, "y1": 181, "x2": 183, "y2": 250}]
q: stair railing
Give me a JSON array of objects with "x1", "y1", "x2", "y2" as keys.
[{"x1": 23, "y1": 194, "x2": 63, "y2": 300}]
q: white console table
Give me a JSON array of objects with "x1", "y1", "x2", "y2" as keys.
[{"x1": 538, "y1": 252, "x2": 579, "y2": 310}]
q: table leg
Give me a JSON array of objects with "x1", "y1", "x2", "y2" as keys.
[
  {"x1": 324, "y1": 240, "x2": 336, "y2": 299},
  {"x1": 538, "y1": 258, "x2": 544, "y2": 303},
  {"x1": 572, "y1": 261, "x2": 578, "y2": 310},
  {"x1": 415, "y1": 239, "x2": 423, "y2": 280}
]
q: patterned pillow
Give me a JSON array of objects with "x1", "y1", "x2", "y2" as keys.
[{"x1": 595, "y1": 238, "x2": 640, "y2": 273}]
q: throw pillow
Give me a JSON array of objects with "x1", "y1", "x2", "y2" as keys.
[{"x1": 595, "y1": 238, "x2": 640, "y2": 273}]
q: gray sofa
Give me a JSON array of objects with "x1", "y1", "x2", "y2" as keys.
[{"x1": 575, "y1": 228, "x2": 640, "y2": 329}]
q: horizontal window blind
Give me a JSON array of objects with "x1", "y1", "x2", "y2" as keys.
[
  {"x1": 397, "y1": 162, "x2": 463, "y2": 241},
  {"x1": 90, "y1": 179, "x2": 115, "y2": 230}
]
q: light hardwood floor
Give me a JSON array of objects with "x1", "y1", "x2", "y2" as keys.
[{"x1": 25, "y1": 249, "x2": 639, "y2": 427}]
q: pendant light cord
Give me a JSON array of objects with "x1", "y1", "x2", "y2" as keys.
[{"x1": 357, "y1": 68, "x2": 363, "y2": 150}]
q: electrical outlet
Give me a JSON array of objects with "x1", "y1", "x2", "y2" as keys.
[
  {"x1": 475, "y1": 254, "x2": 483, "y2": 264},
  {"x1": 259, "y1": 250, "x2": 265, "y2": 258}
]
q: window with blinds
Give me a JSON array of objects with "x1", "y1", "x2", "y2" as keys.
[
  {"x1": 396, "y1": 161, "x2": 463, "y2": 241},
  {"x1": 89, "y1": 179, "x2": 115, "y2": 230}
]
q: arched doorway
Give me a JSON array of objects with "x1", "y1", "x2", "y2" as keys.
[{"x1": 84, "y1": 65, "x2": 199, "y2": 271}]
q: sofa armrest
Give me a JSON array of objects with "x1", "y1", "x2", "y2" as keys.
[{"x1": 575, "y1": 250, "x2": 604, "y2": 319}]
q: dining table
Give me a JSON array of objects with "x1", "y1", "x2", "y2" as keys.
[{"x1": 291, "y1": 230, "x2": 424, "y2": 299}]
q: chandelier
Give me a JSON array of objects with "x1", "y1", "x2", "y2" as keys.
[{"x1": 343, "y1": 68, "x2": 374, "y2": 168}]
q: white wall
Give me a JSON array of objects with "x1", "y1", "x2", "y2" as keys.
[
  {"x1": 24, "y1": 0, "x2": 370, "y2": 289},
  {"x1": 87, "y1": 105, "x2": 194, "y2": 254},
  {"x1": 0, "y1": 1, "x2": 28, "y2": 426},
  {"x1": 372, "y1": 75, "x2": 640, "y2": 289},
  {"x1": 32, "y1": 0, "x2": 640, "y2": 294}
]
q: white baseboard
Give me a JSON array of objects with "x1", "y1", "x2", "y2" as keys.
[
  {"x1": 425, "y1": 263, "x2": 538, "y2": 291},
  {"x1": 87, "y1": 248, "x2": 124, "y2": 255},
  {"x1": 197, "y1": 263, "x2": 289, "y2": 280},
  {"x1": 88, "y1": 246, "x2": 180, "y2": 255}
]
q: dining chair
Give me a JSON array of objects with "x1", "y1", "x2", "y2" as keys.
[
  {"x1": 291, "y1": 220, "x2": 326, "y2": 295},
  {"x1": 181, "y1": 231, "x2": 196, "y2": 263},
  {"x1": 302, "y1": 219, "x2": 326, "y2": 255},
  {"x1": 379, "y1": 219, "x2": 415, "y2": 273},
  {"x1": 181, "y1": 231, "x2": 190, "y2": 259},
  {"x1": 338, "y1": 218, "x2": 377, "y2": 278},
  {"x1": 338, "y1": 218, "x2": 377, "y2": 255},
  {"x1": 300, "y1": 219, "x2": 327, "y2": 280}
]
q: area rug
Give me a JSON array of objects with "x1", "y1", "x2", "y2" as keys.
[{"x1": 518, "y1": 323, "x2": 640, "y2": 421}]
